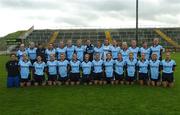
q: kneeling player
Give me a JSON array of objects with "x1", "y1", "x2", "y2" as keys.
[
  {"x1": 125, "y1": 52, "x2": 137, "y2": 85},
  {"x1": 18, "y1": 53, "x2": 32, "y2": 87},
  {"x1": 81, "y1": 54, "x2": 93, "y2": 85},
  {"x1": 46, "y1": 54, "x2": 58, "y2": 86},
  {"x1": 57, "y1": 53, "x2": 69, "y2": 85},
  {"x1": 33, "y1": 55, "x2": 46, "y2": 86},
  {"x1": 69, "y1": 53, "x2": 81, "y2": 85},
  {"x1": 114, "y1": 53, "x2": 125, "y2": 85},
  {"x1": 137, "y1": 53, "x2": 149, "y2": 86},
  {"x1": 161, "y1": 52, "x2": 176, "y2": 88},
  {"x1": 92, "y1": 53, "x2": 104, "y2": 85},
  {"x1": 103, "y1": 53, "x2": 115, "y2": 85},
  {"x1": 149, "y1": 53, "x2": 161, "y2": 86}
]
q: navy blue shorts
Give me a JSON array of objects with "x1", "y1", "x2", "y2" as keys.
[
  {"x1": 69, "y1": 73, "x2": 80, "y2": 82},
  {"x1": 125, "y1": 76, "x2": 135, "y2": 82},
  {"x1": 162, "y1": 73, "x2": 174, "y2": 83},
  {"x1": 7, "y1": 75, "x2": 19, "y2": 88},
  {"x1": 114, "y1": 72, "x2": 124, "y2": 81},
  {"x1": 81, "y1": 74, "x2": 92, "y2": 83},
  {"x1": 106, "y1": 77, "x2": 114, "y2": 83},
  {"x1": 93, "y1": 72, "x2": 103, "y2": 80},
  {"x1": 48, "y1": 75, "x2": 57, "y2": 81},
  {"x1": 34, "y1": 74, "x2": 45, "y2": 83},
  {"x1": 58, "y1": 76, "x2": 69, "y2": 82},
  {"x1": 139, "y1": 73, "x2": 149, "y2": 80},
  {"x1": 150, "y1": 74, "x2": 160, "y2": 82}
]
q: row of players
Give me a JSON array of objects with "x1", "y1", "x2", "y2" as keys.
[
  {"x1": 16, "y1": 38, "x2": 163, "y2": 63},
  {"x1": 6, "y1": 50, "x2": 176, "y2": 88}
]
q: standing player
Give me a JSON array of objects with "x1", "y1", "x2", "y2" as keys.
[
  {"x1": 161, "y1": 52, "x2": 176, "y2": 88},
  {"x1": 139, "y1": 41, "x2": 151, "y2": 60},
  {"x1": 150, "y1": 38, "x2": 163, "y2": 60},
  {"x1": 85, "y1": 39, "x2": 94, "y2": 61},
  {"x1": 66, "y1": 39, "x2": 75, "y2": 61},
  {"x1": 129, "y1": 40, "x2": 139, "y2": 59},
  {"x1": 149, "y1": 53, "x2": 161, "y2": 86},
  {"x1": 102, "y1": 39, "x2": 111, "y2": 60},
  {"x1": 114, "y1": 53, "x2": 126, "y2": 85},
  {"x1": 69, "y1": 53, "x2": 81, "y2": 85},
  {"x1": 103, "y1": 53, "x2": 115, "y2": 85},
  {"x1": 56, "y1": 41, "x2": 67, "y2": 61},
  {"x1": 120, "y1": 42, "x2": 130, "y2": 61},
  {"x1": 81, "y1": 54, "x2": 93, "y2": 85},
  {"x1": 75, "y1": 39, "x2": 85, "y2": 62},
  {"x1": 137, "y1": 53, "x2": 149, "y2": 86},
  {"x1": 16, "y1": 44, "x2": 27, "y2": 60},
  {"x1": 45, "y1": 43, "x2": 56, "y2": 61},
  {"x1": 27, "y1": 42, "x2": 37, "y2": 64},
  {"x1": 57, "y1": 53, "x2": 69, "y2": 85},
  {"x1": 33, "y1": 55, "x2": 46, "y2": 86},
  {"x1": 18, "y1": 53, "x2": 32, "y2": 87},
  {"x1": 110, "y1": 40, "x2": 121, "y2": 60},
  {"x1": 46, "y1": 54, "x2": 58, "y2": 86},
  {"x1": 94, "y1": 41, "x2": 103, "y2": 60},
  {"x1": 36, "y1": 43, "x2": 46, "y2": 62},
  {"x1": 6, "y1": 53, "x2": 19, "y2": 88},
  {"x1": 125, "y1": 52, "x2": 137, "y2": 85},
  {"x1": 92, "y1": 53, "x2": 104, "y2": 85}
]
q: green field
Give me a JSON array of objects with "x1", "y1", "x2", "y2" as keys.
[{"x1": 0, "y1": 53, "x2": 180, "y2": 115}]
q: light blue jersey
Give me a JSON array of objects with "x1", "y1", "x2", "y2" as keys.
[
  {"x1": 57, "y1": 60, "x2": 69, "y2": 77},
  {"x1": 18, "y1": 60, "x2": 32, "y2": 79},
  {"x1": 139, "y1": 47, "x2": 151, "y2": 60},
  {"x1": 120, "y1": 49, "x2": 130, "y2": 61},
  {"x1": 128, "y1": 47, "x2": 139, "y2": 59},
  {"x1": 81, "y1": 61, "x2": 92, "y2": 75},
  {"x1": 150, "y1": 45, "x2": 163, "y2": 59},
  {"x1": 56, "y1": 47, "x2": 67, "y2": 60},
  {"x1": 27, "y1": 48, "x2": 37, "y2": 60},
  {"x1": 47, "y1": 60, "x2": 58, "y2": 75},
  {"x1": 104, "y1": 59, "x2": 114, "y2": 78},
  {"x1": 33, "y1": 61, "x2": 46, "y2": 76},
  {"x1": 102, "y1": 45, "x2": 111, "y2": 60},
  {"x1": 110, "y1": 46, "x2": 121, "y2": 59},
  {"x1": 92, "y1": 60, "x2": 103, "y2": 73},
  {"x1": 161, "y1": 59, "x2": 176, "y2": 74},
  {"x1": 149, "y1": 60, "x2": 161, "y2": 79},
  {"x1": 75, "y1": 46, "x2": 85, "y2": 62},
  {"x1": 126, "y1": 59, "x2": 137, "y2": 77},
  {"x1": 114, "y1": 59, "x2": 126, "y2": 75},
  {"x1": 94, "y1": 47, "x2": 103, "y2": 59},
  {"x1": 66, "y1": 45, "x2": 75, "y2": 60},
  {"x1": 45, "y1": 49, "x2": 56, "y2": 61},
  {"x1": 137, "y1": 60, "x2": 149, "y2": 74},
  {"x1": 70, "y1": 60, "x2": 81, "y2": 73},
  {"x1": 16, "y1": 50, "x2": 28, "y2": 60}
]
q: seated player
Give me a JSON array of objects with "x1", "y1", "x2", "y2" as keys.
[
  {"x1": 57, "y1": 53, "x2": 69, "y2": 85},
  {"x1": 137, "y1": 53, "x2": 150, "y2": 86},
  {"x1": 69, "y1": 53, "x2": 81, "y2": 85},
  {"x1": 6, "y1": 53, "x2": 19, "y2": 88},
  {"x1": 149, "y1": 53, "x2": 161, "y2": 86},
  {"x1": 33, "y1": 55, "x2": 46, "y2": 86},
  {"x1": 18, "y1": 53, "x2": 32, "y2": 87},
  {"x1": 103, "y1": 53, "x2": 115, "y2": 85},
  {"x1": 114, "y1": 53, "x2": 126, "y2": 85},
  {"x1": 161, "y1": 52, "x2": 176, "y2": 88},
  {"x1": 92, "y1": 53, "x2": 104, "y2": 85},
  {"x1": 125, "y1": 52, "x2": 137, "y2": 85},
  {"x1": 81, "y1": 54, "x2": 93, "y2": 85},
  {"x1": 46, "y1": 54, "x2": 58, "y2": 86}
]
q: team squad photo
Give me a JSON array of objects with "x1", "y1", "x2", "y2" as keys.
[{"x1": 6, "y1": 38, "x2": 176, "y2": 88}]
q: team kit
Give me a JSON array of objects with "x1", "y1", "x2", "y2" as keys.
[{"x1": 6, "y1": 38, "x2": 176, "y2": 88}]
